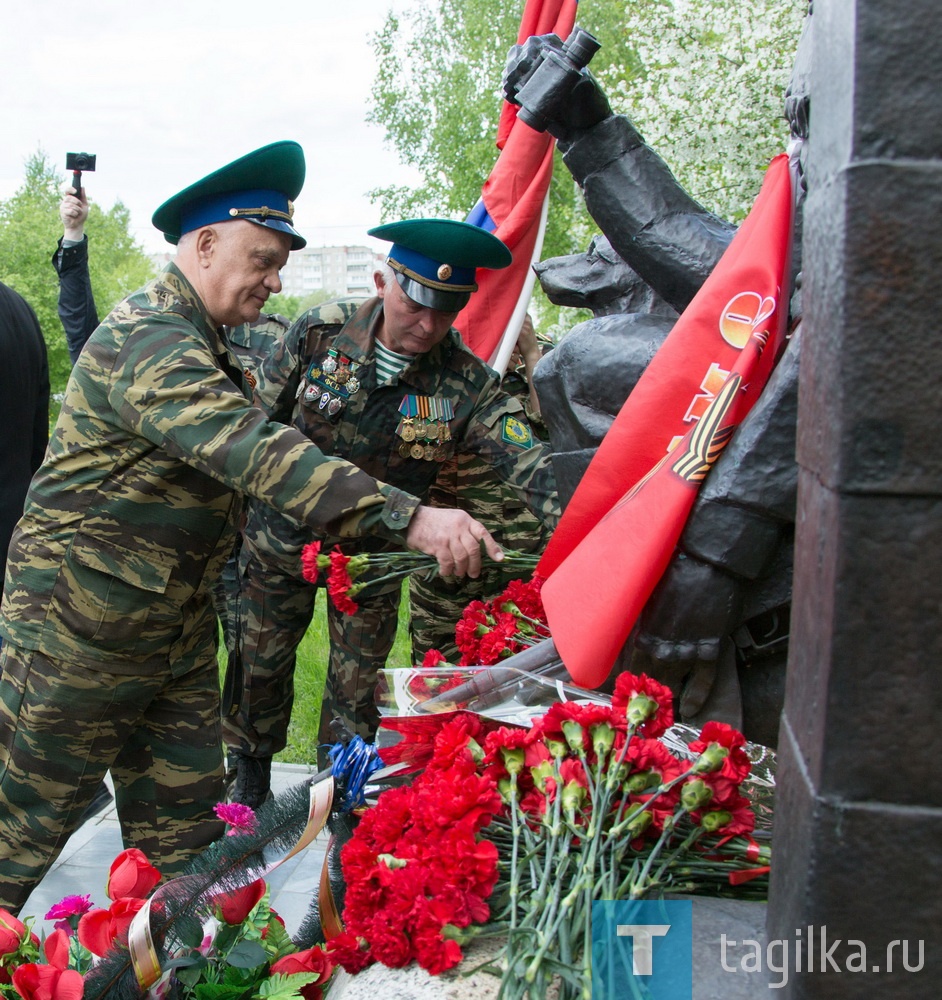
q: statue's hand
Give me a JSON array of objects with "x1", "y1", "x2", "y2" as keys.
[
  {"x1": 634, "y1": 555, "x2": 743, "y2": 672},
  {"x1": 503, "y1": 35, "x2": 564, "y2": 106},
  {"x1": 502, "y1": 32, "x2": 611, "y2": 142}
]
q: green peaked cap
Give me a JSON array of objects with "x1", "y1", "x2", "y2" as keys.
[
  {"x1": 152, "y1": 140, "x2": 307, "y2": 249},
  {"x1": 369, "y1": 218, "x2": 511, "y2": 312}
]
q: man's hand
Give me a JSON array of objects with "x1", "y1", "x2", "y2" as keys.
[
  {"x1": 60, "y1": 186, "x2": 89, "y2": 242},
  {"x1": 405, "y1": 505, "x2": 504, "y2": 578}
]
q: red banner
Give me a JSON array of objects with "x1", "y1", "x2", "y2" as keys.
[
  {"x1": 539, "y1": 154, "x2": 795, "y2": 688},
  {"x1": 454, "y1": 0, "x2": 578, "y2": 369}
]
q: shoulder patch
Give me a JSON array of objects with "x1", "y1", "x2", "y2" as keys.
[{"x1": 501, "y1": 414, "x2": 534, "y2": 449}]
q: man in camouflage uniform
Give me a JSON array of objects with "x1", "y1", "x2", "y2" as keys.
[
  {"x1": 409, "y1": 317, "x2": 552, "y2": 661},
  {"x1": 224, "y1": 220, "x2": 560, "y2": 800},
  {"x1": 0, "y1": 146, "x2": 501, "y2": 913}
]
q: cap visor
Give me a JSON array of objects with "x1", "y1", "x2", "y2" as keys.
[{"x1": 396, "y1": 273, "x2": 470, "y2": 313}]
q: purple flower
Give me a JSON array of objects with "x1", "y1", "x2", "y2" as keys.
[
  {"x1": 45, "y1": 893, "x2": 93, "y2": 934},
  {"x1": 214, "y1": 802, "x2": 258, "y2": 835}
]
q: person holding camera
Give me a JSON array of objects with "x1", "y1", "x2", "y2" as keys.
[{"x1": 52, "y1": 184, "x2": 100, "y2": 365}]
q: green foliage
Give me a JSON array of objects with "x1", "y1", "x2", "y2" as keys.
[
  {"x1": 264, "y1": 293, "x2": 303, "y2": 321},
  {"x1": 0, "y1": 149, "x2": 155, "y2": 406},
  {"x1": 369, "y1": 0, "x2": 635, "y2": 241},
  {"x1": 256, "y1": 973, "x2": 319, "y2": 1000},
  {"x1": 616, "y1": 0, "x2": 806, "y2": 222}
]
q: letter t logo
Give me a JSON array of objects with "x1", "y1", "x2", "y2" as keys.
[{"x1": 617, "y1": 924, "x2": 671, "y2": 975}]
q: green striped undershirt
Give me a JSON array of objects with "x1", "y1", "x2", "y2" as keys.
[{"x1": 374, "y1": 340, "x2": 414, "y2": 385}]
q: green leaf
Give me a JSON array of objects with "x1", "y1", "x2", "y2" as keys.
[
  {"x1": 256, "y1": 972, "x2": 319, "y2": 1000},
  {"x1": 164, "y1": 953, "x2": 208, "y2": 973},
  {"x1": 225, "y1": 940, "x2": 269, "y2": 970},
  {"x1": 176, "y1": 914, "x2": 208, "y2": 949},
  {"x1": 192, "y1": 984, "x2": 253, "y2": 1000},
  {"x1": 261, "y1": 916, "x2": 295, "y2": 960}
]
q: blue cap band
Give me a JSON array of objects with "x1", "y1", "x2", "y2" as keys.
[
  {"x1": 180, "y1": 188, "x2": 295, "y2": 236},
  {"x1": 388, "y1": 243, "x2": 477, "y2": 291}
]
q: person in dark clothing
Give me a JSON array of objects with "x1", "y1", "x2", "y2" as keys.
[
  {"x1": 0, "y1": 284, "x2": 49, "y2": 596},
  {"x1": 52, "y1": 186, "x2": 99, "y2": 365}
]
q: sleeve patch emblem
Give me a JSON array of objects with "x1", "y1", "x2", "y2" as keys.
[{"x1": 501, "y1": 414, "x2": 533, "y2": 448}]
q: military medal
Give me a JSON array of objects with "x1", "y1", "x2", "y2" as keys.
[
  {"x1": 303, "y1": 383, "x2": 319, "y2": 403},
  {"x1": 397, "y1": 394, "x2": 456, "y2": 460},
  {"x1": 318, "y1": 391, "x2": 331, "y2": 409},
  {"x1": 322, "y1": 352, "x2": 338, "y2": 374},
  {"x1": 327, "y1": 397, "x2": 343, "y2": 415}
]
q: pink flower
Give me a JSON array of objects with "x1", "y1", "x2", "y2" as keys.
[
  {"x1": 214, "y1": 802, "x2": 258, "y2": 836},
  {"x1": 44, "y1": 895, "x2": 93, "y2": 936}
]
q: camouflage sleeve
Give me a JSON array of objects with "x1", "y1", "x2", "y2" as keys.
[
  {"x1": 461, "y1": 382, "x2": 561, "y2": 529},
  {"x1": 251, "y1": 316, "x2": 304, "y2": 421},
  {"x1": 108, "y1": 313, "x2": 418, "y2": 542}
]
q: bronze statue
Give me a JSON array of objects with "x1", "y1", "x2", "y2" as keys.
[{"x1": 503, "y1": 5, "x2": 813, "y2": 746}]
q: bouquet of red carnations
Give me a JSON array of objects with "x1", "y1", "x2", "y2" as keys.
[
  {"x1": 300, "y1": 541, "x2": 542, "y2": 617},
  {"x1": 327, "y1": 671, "x2": 770, "y2": 999}
]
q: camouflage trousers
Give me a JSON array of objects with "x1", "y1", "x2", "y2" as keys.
[
  {"x1": 0, "y1": 642, "x2": 225, "y2": 914},
  {"x1": 221, "y1": 551, "x2": 400, "y2": 768}
]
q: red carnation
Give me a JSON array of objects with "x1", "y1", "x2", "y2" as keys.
[
  {"x1": 326, "y1": 550, "x2": 358, "y2": 614},
  {"x1": 689, "y1": 721, "x2": 752, "y2": 782},
  {"x1": 301, "y1": 541, "x2": 323, "y2": 584},
  {"x1": 327, "y1": 931, "x2": 373, "y2": 974},
  {"x1": 611, "y1": 671, "x2": 675, "y2": 737}
]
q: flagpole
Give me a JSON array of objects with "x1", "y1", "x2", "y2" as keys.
[{"x1": 487, "y1": 189, "x2": 551, "y2": 375}]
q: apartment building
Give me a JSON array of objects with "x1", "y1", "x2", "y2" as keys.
[{"x1": 278, "y1": 245, "x2": 384, "y2": 298}]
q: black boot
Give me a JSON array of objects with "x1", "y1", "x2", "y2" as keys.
[{"x1": 227, "y1": 753, "x2": 273, "y2": 810}]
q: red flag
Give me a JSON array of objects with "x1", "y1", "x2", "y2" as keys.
[
  {"x1": 454, "y1": 0, "x2": 578, "y2": 370},
  {"x1": 539, "y1": 154, "x2": 795, "y2": 688}
]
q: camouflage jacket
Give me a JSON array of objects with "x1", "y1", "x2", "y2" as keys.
[
  {"x1": 245, "y1": 296, "x2": 559, "y2": 570},
  {"x1": 0, "y1": 267, "x2": 418, "y2": 669},
  {"x1": 223, "y1": 313, "x2": 290, "y2": 383}
]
